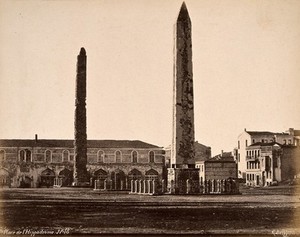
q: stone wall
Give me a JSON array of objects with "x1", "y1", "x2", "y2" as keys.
[
  {"x1": 204, "y1": 162, "x2": 237, "y2": 180},
  {"x1": 281, "y1": 147, "x2": 300, "y2": 181}
]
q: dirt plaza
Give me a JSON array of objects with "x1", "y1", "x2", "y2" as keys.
[{"x1": 0, "y1": 185, "x2": 299, "y2": 235}]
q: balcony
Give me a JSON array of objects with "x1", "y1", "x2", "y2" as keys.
[{"x1": 246, "y1": 155, "x2": 259, "y2": 161}]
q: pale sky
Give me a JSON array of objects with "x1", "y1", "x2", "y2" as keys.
[{"x1": 0, "y1": 0, "x2": 299, "y2": 155}]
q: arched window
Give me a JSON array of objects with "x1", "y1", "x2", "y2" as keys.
[
  {"x1": 97, "y1": 150, "x2": 104, "y2": 163},
  {"x1": 19, "y1": 150, "x2": 25, "y2": 162},
  {"x1": 59, "y1": 168, "x2": 73, "y2": 187},
  {"x1": 149, "y1": 151, "x2": 155, "y2": 163},
  {"x1": 45, "y1": 150, "x2": 52, "y2": 163},
  {"x1": 0, "y1": 150, "x2": 5, "y2": 162},
  {"x1": 94, "y1": 169, "x2": 108, "y2": 189},
  {"x1": 25, "y1": 149, "x2": 31, "y2": 162},
  {"x1": 145, "y1": 169, "x2": 158, "y2": 180},
  {"x1": 131, "y1": 150, "x2": 138, "y2": 163},
  {"x1": 128, "y1": 169, "x2": 142, "y2": 180},
  {"x1": 94, "y1": 169, "x2": 108, "y2": 180},
  {"x1": 20, "y1": 149, "x2": 31, "y2": 162},
  {"x1": 62, "y1": 150, "x2": 69, "y2": 162},
  {"x1": 115, "y1": 151, "x2": 122, "y2": 163}
]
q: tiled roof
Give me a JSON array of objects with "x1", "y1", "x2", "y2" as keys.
[
  {"x1": 0, "y1": 139, "x2": 160, "y2": 149},
  {"x1": 164, "y1": 141, "x2": 211, "y2": 150},
  {"x1": 205, "y1": 159, "x2": 235, "y2": 163},
  {"x1": 246, "y1": 131, "x2": 289, "y2": 136},
  {"x1": 211, "y1": 152, "x2": 234, "y2": 161},
  {"x1": 249, "y1": 142, "x2": 280, "y2": 147}
]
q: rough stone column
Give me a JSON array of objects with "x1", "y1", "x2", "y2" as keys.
[
  {"x1": 171, "y1": 2, "x2": 195, "y2": 168},
  {"x1": 73, "y1": 47, "x2": 88, "y2": 185}
]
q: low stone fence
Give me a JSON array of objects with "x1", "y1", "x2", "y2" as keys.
[
  {"x1": 129, "y1": 179, "x2": 158, "y2": 195},
  {"x1": 200, "y1": 178, "x2": 240, "y2": 194},
  {"x1": 53, "y1": 177, "x2": 63, "y2": 188},
  {"x1": 94, "y1": 178, "x2": 239, "y2": 195},
  {"x1": 94, "y1": 179, "x2": 127, "y2": 191}
]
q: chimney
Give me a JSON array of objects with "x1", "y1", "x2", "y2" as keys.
[
  {"x1": 289, "y1": 128, "x2": 294, "y2": 136},
  {"x1": 221, "y1": 150, "x2": 223, "y2": 156},
  {"x1": 35, "y1": 134, "x2": 38, "y2": 142}
]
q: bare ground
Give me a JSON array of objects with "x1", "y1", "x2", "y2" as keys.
[{"x1": 0, "y1": 185, "x2": 299, "y2": 236}]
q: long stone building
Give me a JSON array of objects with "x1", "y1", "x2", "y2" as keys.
[{"x1": 0, "y1": 137, "x2": 165, "y2": 188}]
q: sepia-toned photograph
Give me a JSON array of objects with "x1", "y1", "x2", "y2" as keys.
[{"x1": 0, "y1": 0, "x2": 299, "y2": 236}]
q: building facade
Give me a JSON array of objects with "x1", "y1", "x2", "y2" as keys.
[
  {"x1": 236, "y1": 128, "x2": 299, "y2": 178},
  {"x1": 0, "y1": 138, "x2": 165, "y2": 189},
  {"x1": 196, "y1": 160, "x2": 237, "y2": 184},
  {"x1": 196, "y1": 152, "x2": 237, "y2": 184},
  {"x1": 245, "y1": 142, "x2": 300, "y2": 186}
]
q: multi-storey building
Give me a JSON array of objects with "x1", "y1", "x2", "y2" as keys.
[
  {"x1": 236, "y1": 128, "x2": 299, "y2": 178},
  {"x1": 0, "y1": 137, "x2": 165, "y2": 189},
  {"x1": 245, "y1": 142, "x2": 300, "y2": 186}
]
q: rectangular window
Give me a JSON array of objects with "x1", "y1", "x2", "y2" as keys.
[
  {"x1": 245, "y1": 140, "x2": 248, "y2": 147},
  {"x1": 238, "y1": 141, "x2": 240, "y2": 149}
]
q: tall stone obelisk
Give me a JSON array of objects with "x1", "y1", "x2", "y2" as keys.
[
  {"x1": 171, "y1": 2, "x2": 195, "y2": 168},
  {"x1": 73, "y1": 47, "x2": 88, "y2": 186}
]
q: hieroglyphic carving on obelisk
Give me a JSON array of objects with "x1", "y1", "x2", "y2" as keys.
[
  {"x1": 171, "y1": 2, "x2": 195, "y2": 168},
  {"x1": 73, "y1": 47, "x2": 88, "y2": 185}
]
